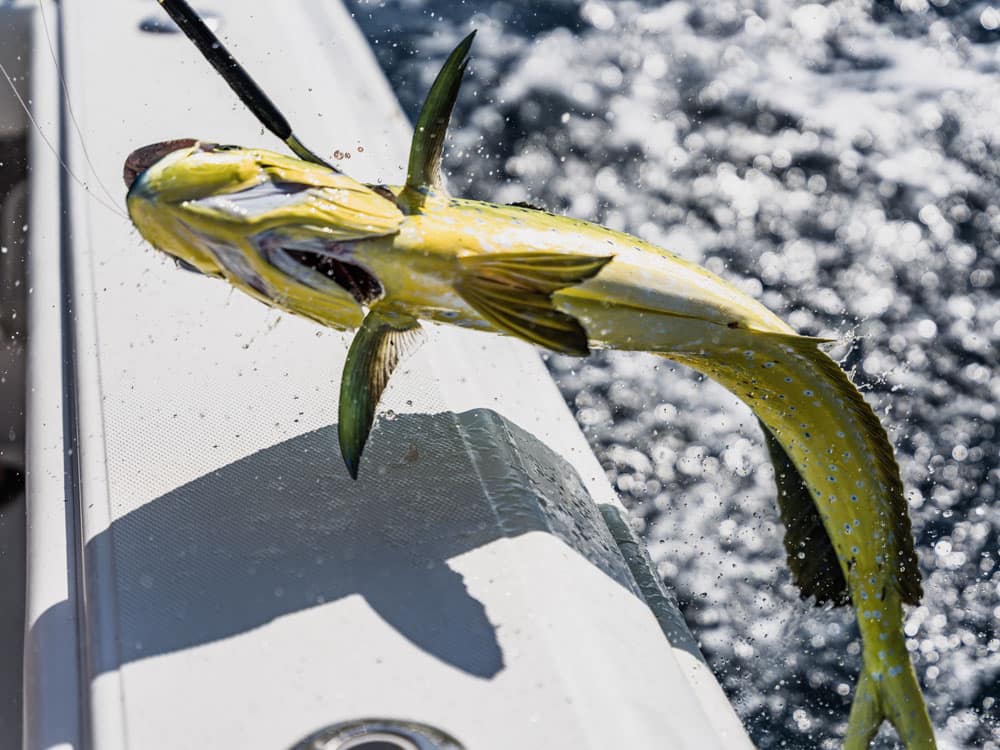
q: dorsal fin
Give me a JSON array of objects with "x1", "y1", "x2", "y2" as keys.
[
  {"x1": 759, "y1": 419, "x2": 849, "y2": 606},
  {"x1": 507, "y1": 201, "x2": 548, "y2": 212},
  {"x1": 403, "y1": 31, "x2": 476, "y2": 202}
]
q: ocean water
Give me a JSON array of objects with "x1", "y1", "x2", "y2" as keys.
[{"x1": 347, "y1": 1, "x2": 999, "y2": 747}]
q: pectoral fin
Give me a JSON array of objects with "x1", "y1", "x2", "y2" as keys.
[
  {"x1": 455, "y1": 252, "x2": 612, "y2": 356},
  {"x1": 404, "y1": 31, "x2": 476, "y2": 198},
  {"x1": 338, "y1": 310, "x2": 424, "y2": 479}
]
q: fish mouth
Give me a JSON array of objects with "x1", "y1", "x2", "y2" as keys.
[
  {"x1": 282, "y1": 248, "x2": 383, "y2": 306},
  {"x1": 123, "y1": 138, "x2": 200, "y2": 189}
]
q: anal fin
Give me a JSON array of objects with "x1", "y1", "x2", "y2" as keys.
[
  {"x1": 455, "y1": 252, "x2": 612, "y2": 356},
  {"x1": 338, "y1": 310, "x2": 424, "y2": 479}
]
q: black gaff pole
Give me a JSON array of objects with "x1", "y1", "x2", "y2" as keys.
[{"x1": 156, "y1": 0, "x2": 336, "y2": 170}]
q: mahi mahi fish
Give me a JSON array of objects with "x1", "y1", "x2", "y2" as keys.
[{"x1": 125, "y1": 3, "x2": 935, "y2": 747}]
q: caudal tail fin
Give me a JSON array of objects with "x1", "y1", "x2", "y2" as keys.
[{"x1": 845, "y1": 652, "x2": 936, "y2": 749}]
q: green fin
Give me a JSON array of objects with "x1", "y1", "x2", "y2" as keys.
[
  {"x1": 455, "y1": 252, "x2": 611, "y2": 356},
  {"x1": 404, "y1": 31, "x2": 476, "y2": 197},
  {"x1": 338, "y1": 310, "x2": 424, "y2": 479},
  {"x1": 844, "y1": 670, "x2": 882, "y2": 750},
  {"x1": 759, "y1": 418, "x2": 849, "y2": 606},
  {"x1": 846, "y1": 643, "x2": 937, "y2": 749}
]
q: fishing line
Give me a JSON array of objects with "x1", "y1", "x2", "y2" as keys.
[
  {"x1": 36, "y1": 0, "x2": 127, "y2": 215},
  {"x1": 0, "y1": 61, "x2": 129, "y2": 221}
]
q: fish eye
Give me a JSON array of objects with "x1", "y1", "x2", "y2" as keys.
[{"x1": 193, "y1": 142, "x2": 242, "y2": 153}]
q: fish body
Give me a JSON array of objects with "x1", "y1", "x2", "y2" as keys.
[
  {"x1": 388, "y1": 195, "x2": 791, "y2": 337},
  {"x1": 127, "y1": 146, "x2": 781, "y2": 340},
  {"x1": 124, "y1": 15, "x2": 936, "y2": 748}
]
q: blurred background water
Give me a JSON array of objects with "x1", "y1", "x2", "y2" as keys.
[{"x1": 346, "y1": 0, "x2": 999, "y2": 747}]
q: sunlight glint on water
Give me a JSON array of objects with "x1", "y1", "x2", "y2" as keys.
[{"x1": 348, "y1": 1, "x2": 1000, "y2": 746}]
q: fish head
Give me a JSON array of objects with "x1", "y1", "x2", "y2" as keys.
[
  {"x1": 124, "y1": 139, "x2": 265, "y2": 277},
  {"x1": 124, "y1": 140, "x2": 404, "y2": 330}
]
